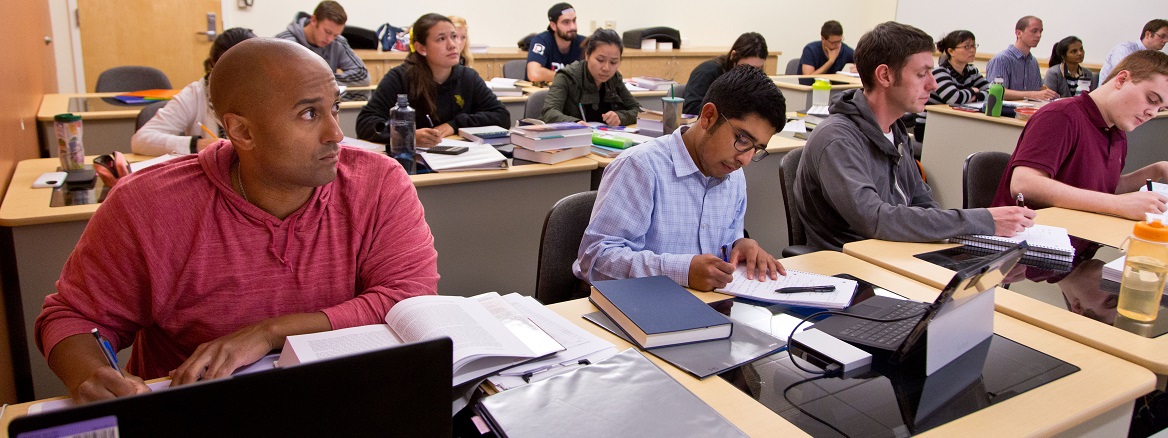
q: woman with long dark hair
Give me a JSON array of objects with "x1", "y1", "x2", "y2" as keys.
[
  {"x1": 541, "y1": 28, "x2": 639, "y2": 126},
  {"x1": 1044, "y1": 36, "x2": 1097, "y2": 97},
  {"x1": 357, "y1": 13, "x2": 508, "y2": 147},
  {"x1": 683, "y1": 33, "x2": 768, "y2": 115},
  {"x1": 912, "y1": 30, "x2": 989, "y2": 141}
]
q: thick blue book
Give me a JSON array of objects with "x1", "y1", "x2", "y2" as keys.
[{"x1": 589, "y1": 276, "x2": 732, "y2": 349}]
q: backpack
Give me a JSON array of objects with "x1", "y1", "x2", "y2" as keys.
[{"x1": 376, "y1": 23, "x2": 408, "y2": 51}]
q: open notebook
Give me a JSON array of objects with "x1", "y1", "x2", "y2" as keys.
[
  {"x1": 716, "y1": 266, "x2": 859, "y2": 309},
  {"x1": 951, "y1": 224, "x2": 1074, "y2": 262}
]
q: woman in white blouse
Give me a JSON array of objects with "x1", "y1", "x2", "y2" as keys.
[{"x1": 130, "y1": 28, "x2": 255, "y2": 155}]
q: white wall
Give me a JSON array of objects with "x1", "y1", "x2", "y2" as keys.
[
  {"x1": 896, "y1": 0, "x2": 1166, "y2": 66},
  {"x1": 49, "y1": 0, "x2": 903, "y2": 92}
]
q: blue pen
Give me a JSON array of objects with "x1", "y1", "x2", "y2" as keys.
[
  {"x1": 720, "y1": 245, "x2": 729, "y2": 263},
  {"x1": 92, "y1": 328, "x2": 124, "y2": 377}
]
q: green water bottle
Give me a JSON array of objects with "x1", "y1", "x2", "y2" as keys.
[{"x1": 985, "y1": 78, "x2": 1005, "y2": 117}]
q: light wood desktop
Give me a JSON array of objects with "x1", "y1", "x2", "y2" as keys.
[
  {"x1": 545, "y1": 251, "x2": 1151, "y2": 437},
  {"x1": 0, "y1": 251, "x2": 1146, "y2": 437},
  {"x1": 770, "y1": 74, "x2": 864, "y2": 111},
  {"x1": 587, "y1": 133, "x2": 805, "y2": 256},
  {"x1": 356, "y1": 47, "x2": 781, "y2": 83},
  {"x1": 843, "y1": 208, "x2": 1168, "y2": 381},
  {"x1": 0, "y1": 152, "x2": 597, "y2": 400},
  {"x1": 920, "y1": 104, "x2": 1168, "y2": 209}
]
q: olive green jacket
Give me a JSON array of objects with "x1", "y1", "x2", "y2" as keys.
[{"x1": 541, "y1": 60, "x2": 640, "y2": 125}]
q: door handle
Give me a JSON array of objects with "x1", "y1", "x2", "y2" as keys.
[{"x1": 196, "y1": 12, "x2": 217, "y2": 41}]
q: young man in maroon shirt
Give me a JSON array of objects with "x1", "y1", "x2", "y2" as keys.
[
  {"x1": 36, "y1": 39, "x2": 439, "y2": 403},
  {"x1": 992, "y1": 50, "x2": 1168, "y2": 220}
]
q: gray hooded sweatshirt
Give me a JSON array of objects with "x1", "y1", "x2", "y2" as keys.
[
  {"x1": 794, "y1": 89, "x2": 994, "y2": 251},
  {"x1": 276, "y1": 16, "x2": 369, "y2": 89}
]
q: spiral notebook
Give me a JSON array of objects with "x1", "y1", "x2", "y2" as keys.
[
  {"x1": 715, "y1": 267, "x2": 859, "y2": 309},
  {"x1": 950, "y1": 225, "x2": 1074, "y2": 262}
]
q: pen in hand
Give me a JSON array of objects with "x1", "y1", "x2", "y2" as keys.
[
  {"x1": 92, "y1": 328, "x2": 124, "y2": 377},
  {"x1": 1148, "y1": 178, "x2": 1155, "y2": 192},
  {"x1": 1016, "y1": 193, "x2": 1025, "y2": 208},
  {"x1": 776, "y1": 285, "x2": 836, "y2": 294},
  {"x1": 720, "y1": 245, "x2": 730, "y2": 263},
  {"x1": 426, "y1": 115, "x2": 435, "y2": 128}
]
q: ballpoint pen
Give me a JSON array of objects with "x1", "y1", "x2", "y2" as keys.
[
  {"x1": 1148, "y1": 178, "x2": 1155, "y2": 192},
  {"x1": 776, "y1": 285, "x2": 836, "y2": 293},
  {"x1": 578, "y1": 103, "x2": 587, "y2": 123},
  {"x1": 720, "y1": 245, "x2": 729, "y2": 263},
  {"x1": 426, "y1": 115, "x2": 435, "y2": 128},
  {"x1": 92, "y1": 328, "x2": 125, "y2": 377},
  {"x1": 1016, "y1": 193, "x2": 1025, "y2": 207},
  {"x1": 520, "y1": 359, "x2": 591, "y2": 382}
]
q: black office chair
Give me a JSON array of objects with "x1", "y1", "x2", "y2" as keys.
[
  {"x1": 95, "y1": 66, "x2": 172, "y2": 92},
  {"x1": 503, "y1": 60, "x2": 526, "y2": 80},
  {"x1": 134, "y1": 100, "x2": 169, "y2": 131},
  {"x1": 779, "y1": 148, "x2": 816, "y2": 257},
  {"x1": 341, "y1": 25, "x2": 379, "y2": 50},
  {"x1": 785, "y1": 58, "x2": 801, "y2": 75},
  {"x1": 525, "y1": 89, "x2": 547, "y2": 120},
  {"x1": 962, "y1": 151, "x2": 1012, "y2": 209},
  {"x1": 535, "y1": 191, "x2": 597, "y2": 305}
]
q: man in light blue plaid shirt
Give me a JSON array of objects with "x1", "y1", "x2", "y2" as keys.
[{"x1": 573, "y1": 66, "x2": 788, "y2": 291}]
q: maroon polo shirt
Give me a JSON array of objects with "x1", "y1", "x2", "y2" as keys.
[{"x1": 991, "y1": 92, "x2": 1127, "y2": 207}]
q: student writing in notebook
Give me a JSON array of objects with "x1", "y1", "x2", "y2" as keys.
[
  {"x1": 356, "y1": 14, "x2": 508, "y2": 148},
  {"x1": 794, "y1": 22, "x2": 1034, "y2": 252},
  {"x1": 683, "y1": 32, "x2": 769, "y2": 116},
  {"x1": 541, "y1": 28, "x2": 640, "y2": 126},
  {"x1": 990, "y1": 50, "x2": 1168, "y2": 220},
  {"x1": 130, "y1": 28, "x2": 255, "y2": 156},
  {"x1": 573, "y1": 66, "x2": 787, "y2": 291},
  {"x1": 35, "y1": 38, "x2": 439, "y2": 404}
]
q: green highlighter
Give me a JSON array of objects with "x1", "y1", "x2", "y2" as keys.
[{"x1": 592, "y1": 133, "x2": 634, "y2": 149}]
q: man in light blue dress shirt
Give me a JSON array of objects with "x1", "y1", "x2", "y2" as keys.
[
  {"x1": 985, "y1": 16, "x2": 1059, "y2": 101},
  {"x1": 573, "y1": 66, "x2": 787, "y2": 291},
  {"x1": 1099, "y1": 19, "x2": 1168, "y2": 84}
]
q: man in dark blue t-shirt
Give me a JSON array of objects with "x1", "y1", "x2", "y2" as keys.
[
  {"x1": 801, "y1": 20, "x2": 855, "y2": 75},
  {"x1": 526, "y1": 2, "x2": 586, "y2": 82}
]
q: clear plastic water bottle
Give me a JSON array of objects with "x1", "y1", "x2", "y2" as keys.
[
  {"x1": 985, "y1": 78, "x2": 1005, "y2": 117},
  {"x1": 811, "y1": 78, "x2": 831, "y2": 107},
  {"x1": 389, "y1": 94, "x2": 417, "y2": 174},
  {"x1": 1118, "y1": 214, "x2": 1168, "y2": 322}
]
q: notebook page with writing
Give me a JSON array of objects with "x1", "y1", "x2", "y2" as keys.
[
  {"x1": 716, "y1": 267, "x2": 858, "y2": 309},
  {"x1": 952, "y1": 224, "x2": 1074, "y2": 260}
]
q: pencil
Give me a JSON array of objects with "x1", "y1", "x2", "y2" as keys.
[{"x1": 198, "y1": 122, "x2": 219, "y2": 140}]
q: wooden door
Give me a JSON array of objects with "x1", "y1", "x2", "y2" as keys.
[{"x1": 78, "y1": 0, "x2": 222, "y2": 92}]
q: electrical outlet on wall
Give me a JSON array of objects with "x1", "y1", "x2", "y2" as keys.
[{"x1": 604, "y1": 19, "x2": 616, "y2": 29}]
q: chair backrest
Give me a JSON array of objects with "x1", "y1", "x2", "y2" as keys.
[
  {"x1": 341, "y1": 25, "x2": 379, "y2": 50},
  {"x1": 503, "y1": 59, "x2": 527, "y2": 80},
  {"x1": 785, "y1": 58, "x2": 801, "y2": 75},
  {"x1": 535, "y1": 191, "x2": 597, "y2": 305},
  {"x1": 135, "y1": 100, "x2": 169, "y2": 131},
  {"x1": 779, "y1": 147, "x2": 806, "y2": 246},
  {"x1": 525, "y1": 89, "x2": 548, "y2": 120},
  {"x1": 963, "y1": 151, "x2": 1012, "y2": 209},
  {"x1": 95, "y1": 66, "x2": 172, "y2": 92}
]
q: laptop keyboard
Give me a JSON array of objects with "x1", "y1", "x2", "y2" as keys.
[{"x1": 836, "y1": 301, "x2": 928, "y2": 348}]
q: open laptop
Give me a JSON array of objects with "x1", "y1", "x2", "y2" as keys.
[
  {"x1": 10, "y1": 338, "x2": 453, "y2": 438},
  {"x1": 813, "y1": 242, "x2": 1026, "y2": 364}
]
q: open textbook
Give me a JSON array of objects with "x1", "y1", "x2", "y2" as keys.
[{"x1": 278, "y1": 293, "x2": 564, "y2": 386}]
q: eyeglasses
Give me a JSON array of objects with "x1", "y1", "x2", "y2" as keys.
[
  {"x1": 1156, "y1": 32, "x2": 1168, "y2": 40},
  {"x1": 958, "y1": 43, "x2": 979, "y2": 50},
  {"x1": 720, "y1": 114, "x2": 768, "y2": 162}
]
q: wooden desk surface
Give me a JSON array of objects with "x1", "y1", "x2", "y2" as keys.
[
  {"x1": 356, "y1": 47, "x2": 749, "y2": 62},
  {"x1": 1034, "y1": 207, "x2": 1135, "y2": 249},
  {"x1": 39, "y1": 92, "x2": 376, "y2": 122},
  {"x1": 924, "y1": 104, "x2": 1028, "y2": 128},
  {"x1": 588, "y1": 132, "x2": 805, "y2": 168},
  {"x1": 0, "y1": 154, "x2": 597, "y2": 227},
  {"x1": 770, "y1": 74, "x2": 865, "y2": 91},
  {"x1": 842, "y1": 208, "x2": 1168, "y2": 375}
]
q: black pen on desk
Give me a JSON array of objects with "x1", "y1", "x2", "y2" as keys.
[
  {"x1": 776, "y1": 285, "x2": 836, "y2": 294},
  {"x1": 92, "y1": 328, "x2": 124, "y2": 377},
  {"x1": 1148, "y1": 178, "x2": 1155, "y2": 192},
  {"x1": 1016, "y1": 193, "x2": 1025, "y2": 208}
]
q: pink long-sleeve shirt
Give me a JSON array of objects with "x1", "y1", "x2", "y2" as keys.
[{"x1": 36, "y1": 141, "x2": 439, "y2": 379}]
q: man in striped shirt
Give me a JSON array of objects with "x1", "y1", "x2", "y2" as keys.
[{"x1": 985, "y1": 16, "x2": 1059, "y2": 101}]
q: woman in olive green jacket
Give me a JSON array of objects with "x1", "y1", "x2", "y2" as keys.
[{"x1": 541, "y1": 28, "x2": 640, "y2": 126}]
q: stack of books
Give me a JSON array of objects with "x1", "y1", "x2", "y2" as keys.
[
  {"x1": 510, "y1": 122, "x2": 593, "y2": 164},
  {"x1": 590, "y1": 276, "x2": 733, "y2": 349},
  {"x1": 628, "y1": 76, "x2": 679, "y2": 91},
  {"x1": 459, "y1": 126, "x2": 512, "y2": 146},
  {"x1": 486, "y1": 77, "x2": 523, "y2": 97}
]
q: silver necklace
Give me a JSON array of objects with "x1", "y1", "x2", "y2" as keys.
[{"x1": 235, "y1": 163, "x2": 249, "y2": 203}]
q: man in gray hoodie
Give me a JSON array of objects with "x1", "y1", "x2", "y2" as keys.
[
  {"x1": 276, "y1": 1, "x2": 369, "y2": 100},
  {"x1": 794, "y1": 21, "x2": 1035, "y2": 251}
]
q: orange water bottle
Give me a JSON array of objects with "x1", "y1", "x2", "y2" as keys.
[{"x1": 1117, "y1": 214, "x2": 1168, "y2": 322}]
